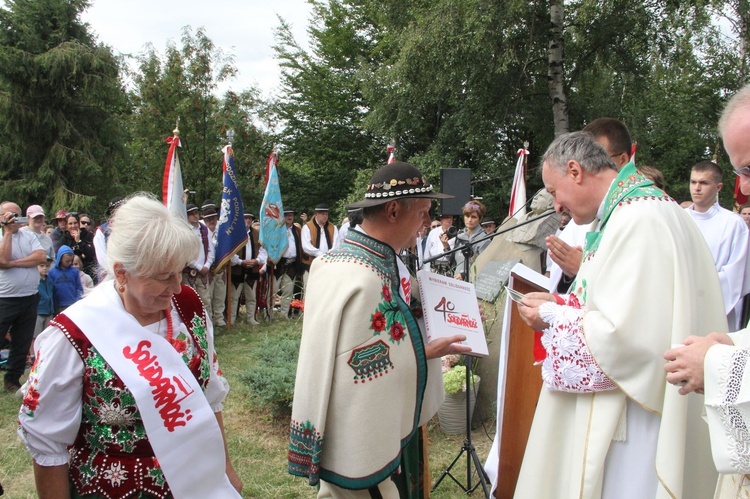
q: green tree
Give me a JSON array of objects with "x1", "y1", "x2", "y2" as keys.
[
  {"x1": 272, "y1": 3, "x2": 385, "y2": 216},
  {"x1": 125, "y1": 26, "x2": 270, "y2": 208},
  {"x1": 0, "y1": 0, "x2": 126, "y2": 212},
  {"x1": 274, "y1": 0, "x2": 741, "y2": 217}
]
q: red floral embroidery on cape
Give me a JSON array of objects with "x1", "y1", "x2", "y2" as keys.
[
  {"x1": 390, "y1": 322, "x2": 405, "y2": 342},
  {"x1": 371, "y1": 311, "x2": 386, "y2": 333}
]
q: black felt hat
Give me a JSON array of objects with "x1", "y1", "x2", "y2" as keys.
[
  {"x1": 106, "y1": 197, "x2": 125, "y2": 218},
  {"x1": 347, "y1": 161, "x2": 452, "y2": 209},
  {"x1": 314, "y1": 204, "x2": 329, "y2": 212},
  {"x1": 186, "y1": 204, "x2": 199, "y2": 214}
]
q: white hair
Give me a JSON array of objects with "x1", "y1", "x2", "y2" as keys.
[
  {"x1": 106, "y1": 193, "x2": 200, "y2": 278},
  {"x1": 719, "y1": 85, "x2": 750, "y2": 138}
]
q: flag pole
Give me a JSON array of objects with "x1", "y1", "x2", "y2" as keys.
[
  {"x1": 522, "y1": 140, "x2": 529, "y2": 177},
  {"x1": 225, "y1": 129, "x2": 235, "y2": 331}
]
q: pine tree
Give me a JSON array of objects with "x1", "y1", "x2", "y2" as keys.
[{"x1": 0, "y1": 0, "x2": 126, "y2": 212}]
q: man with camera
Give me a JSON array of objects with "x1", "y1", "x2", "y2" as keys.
[
  {"x1": 0, "y1": 202, "x2": 46, "y2": 392},
  {"x1": 424, "y1": 212, "x2": 456, "y2": 275}
]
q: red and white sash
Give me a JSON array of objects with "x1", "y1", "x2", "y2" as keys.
[{"x1": 63, "y1": 281, "x2": 240, "y2": 498}]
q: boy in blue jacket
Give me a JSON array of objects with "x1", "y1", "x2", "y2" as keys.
[
  {"x1": 48, "y1": 245, "x2": 82, "y2": 313},
  {"x1": 35, "y1": 257, "x2": 55, "y2": 335}
]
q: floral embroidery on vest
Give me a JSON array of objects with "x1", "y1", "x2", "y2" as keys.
[{"x1": 45, "y1": 290, "x2": 211, "y2": 499}]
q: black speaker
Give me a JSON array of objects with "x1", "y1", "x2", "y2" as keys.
[{"x1": 439, "y1": 168, "x2": 471, "y2": 215}]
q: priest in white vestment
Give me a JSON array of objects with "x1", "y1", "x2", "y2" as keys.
[
  {"x1": 665, "y1": 84, "x2": 750, "y2": 499},
  {"x1": 516, "y1": 132, "x2": 725, "y2": 499},
  {"x1": 684, "y1": 160, "x2": 749, "y2": 332}
]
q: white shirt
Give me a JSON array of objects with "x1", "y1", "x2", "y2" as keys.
[
  {"x1": 424, "y1": 225, "x2": 455, "y2": 264},
  {"x1": 546, "y1": 219, "x2": 594, "y2": 292},
  {"x1": 21, "y1": 227, "x2": 54, "y2": 261},
  {"x1": 188, "y1": 223, "x2": 215, "y2": 271},
  {"x1": 686, "y1": 202, "x2": 749, "y2": 330},
  {"x1": 338, "y1": 222, "x2": 350, "y2": 247},
  {"x1": 0, "y1": 229, "x2": 44, "y2": 297},
  {"x1": 18, "y1": 307, "x2": 228, "y2": 466},
  {"x1": 282, "y1": 225, "x2": 297, "y2": 259},
  {"x1": 93, "y1": 226, "x2": 108, "y2": 272},
  {"x1": 230, "y1": 232, "x2": 268, "y2": 267},
  {"x1": 301, "y1": 221, "x2": 339, "y2": 257}
]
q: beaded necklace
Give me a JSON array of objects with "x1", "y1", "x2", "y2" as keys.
[{"x1": 163, "y1": 306, "x2": 177, "y2": 349}]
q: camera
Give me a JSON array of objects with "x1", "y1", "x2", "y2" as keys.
[
  {"x1": 445, "y1": 226, "x2": 458, "y2": 238},
  {"x1": 15, "y1": 216, "x2": 28, "y2": 224}
]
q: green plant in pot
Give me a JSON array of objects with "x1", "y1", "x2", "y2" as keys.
[
  {"x1": 443, "y1": 364, "x2": 479, "y2": 395},
  {"x1": 441, "y1": 354, "x2": 479, "y2": 394}
]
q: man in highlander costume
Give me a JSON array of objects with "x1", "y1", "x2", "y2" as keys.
[
  {"x1": 289, "y1": 161, "x2": 470, "y2": 498},
  {"x1": 516, "y1": 132, "x2": 725, "y2": 498}
]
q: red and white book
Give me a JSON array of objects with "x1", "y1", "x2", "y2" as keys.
[{"x1": 417, "y1": 270, "x2": 489, "y2": 357}]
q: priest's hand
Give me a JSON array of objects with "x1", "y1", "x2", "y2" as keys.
[
  {"x1": 664, "y1": 335, "x2": 719, "y2": 395},
  {"x1": 425, "y1": 334, "x2": 472, "y2": 359},
  {"x1": 518, "y1": 292, "x2": 556, "y2": 331},
  {"x1": 706, "y1": 332, "x2": 734, "y2": 346},
  {"x1": 546, "y1": 235, "x2": 582, "y2": 277}
]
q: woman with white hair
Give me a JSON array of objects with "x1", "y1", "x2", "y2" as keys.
[{"x1": 18, "y1": 194, "x2": 242, "y2": 498}]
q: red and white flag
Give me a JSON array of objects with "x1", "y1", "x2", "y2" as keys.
[
  {"x1": 509, "y1": 147, "x2": 528, "y2": 220},
  {"x1": 387, "y1": 144, "x2": 396, "y2": 164},
  {"x1": 162, "y1": 135, "x2": 186, "y2": 221}
]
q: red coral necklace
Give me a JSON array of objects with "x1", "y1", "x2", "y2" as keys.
[{"x1": 164, "y1": 307, "x2": 176, "y2": 348}]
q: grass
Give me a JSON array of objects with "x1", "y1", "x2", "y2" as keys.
[{"x1": 0, "y1": 314, "x2": 495, "y2": 498}]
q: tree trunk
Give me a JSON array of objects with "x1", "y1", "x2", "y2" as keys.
[{"x1": 548, "y1": 0, "x2": 568, "y2": 135}]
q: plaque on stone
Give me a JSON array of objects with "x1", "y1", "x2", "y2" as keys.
[{"x1": 474, "y1": 258, "x2": 521, "y2": 302}]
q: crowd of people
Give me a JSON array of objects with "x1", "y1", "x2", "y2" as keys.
[{"x1": 4, "y1": 85, "x2": 750, "y2": 497}]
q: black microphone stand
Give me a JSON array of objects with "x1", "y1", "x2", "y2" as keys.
[{"x1": 425, "y1": 209, "x2": 555, "y2": 498}]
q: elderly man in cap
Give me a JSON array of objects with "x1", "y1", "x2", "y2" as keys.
[
  {"x1": 273, "y1": 208, "x2": 303, "y2": 319},
  {"x1": 182, "y1": 203, "x2": 214, "y2": 306},
  {"x1": 22, "y1": 205, "x2": 54, "y2": 261},
  {"x1": 202, "y1": 202, "x2": 227, "y2": 327},
  {"x1": 0, "y1": 202, "x2": 46, "y2": 391},
  {"x1": 289, "y1": 161, "x2": 470, "y2": 498}
]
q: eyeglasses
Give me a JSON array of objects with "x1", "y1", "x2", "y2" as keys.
[
  {"x1": 430, "y1": 223, "x2": 440, "y2": 228},
  {"x1": 734, "y1": 166, "x2": 750, "y2": 177},
  {"x1": 80, "y1": 220, "x2": 91, "y2": 226},
  {"x1": 464, "y1": 202, "x2": 480, "y2": 210}
]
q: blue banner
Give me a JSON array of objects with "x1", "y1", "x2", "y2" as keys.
[
  {"x1": 259, "y1": 152, "x2": 288, "y2": 264},
  {"x1": 214, "y1": 145, "x2": 248, "y2": 271}
]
